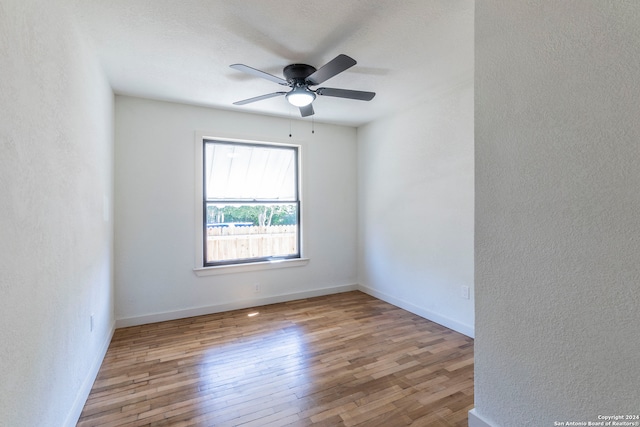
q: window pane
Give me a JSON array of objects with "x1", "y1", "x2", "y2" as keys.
[
  {"x1": 204, "y1": 142, "x2": 296, "y2": 201},
  {"x1": 202, "y1": 140, "x2": 300, "y2": 266},
  {"x1": 205, "y1": 203, "x2": 299, "y2": 263}
]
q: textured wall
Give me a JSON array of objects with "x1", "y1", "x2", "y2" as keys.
[
  {"x1": 114, "y1": 96, "x2": 357, "y2": 324},
  {"x1": 475, "y1": 1, "x2": 640, "y2": 425},
  {"x1": 0, "y1": 1, "x2": 114, "y2": 426},
  {"x1": 356, "y1": 0, "x2": 474, "y2": 337},
  {"x1": 357, "y1": 80, "x2": 474, "y2": 337}
]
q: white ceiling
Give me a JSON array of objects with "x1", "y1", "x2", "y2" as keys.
[{"x1": 69, "y1": 0, "x2": 473, "y2": 127}]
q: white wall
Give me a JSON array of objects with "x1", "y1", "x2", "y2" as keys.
[
  {"x1": 0, "y1": 1, "x2": 114, "y2": 426},
  {"x1": 474, "y1": 1, "x2": 640, "y2": 426},
  {"x1": 114, "y1": 96, "x2": 358, "y2": 324},
  {"x1": 357, "y1": 80, "x2": 474, "y2": 337}
]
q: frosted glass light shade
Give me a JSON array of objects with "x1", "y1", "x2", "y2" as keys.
[{"x1": 286, "y1": 87, "x2": 316, "y2": 107}]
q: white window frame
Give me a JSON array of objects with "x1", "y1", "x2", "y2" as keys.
[{"x1": 193, "y1": 132, "x2": 308, "y2": 276}]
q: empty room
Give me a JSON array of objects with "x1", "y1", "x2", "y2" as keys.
[{"x1": 1, "y1": 1, "x2": 638, "y2": 427}]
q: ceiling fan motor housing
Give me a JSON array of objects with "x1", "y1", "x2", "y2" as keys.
[{"x1": 283, "y1": 64, "x2": 317, "y2": 86}]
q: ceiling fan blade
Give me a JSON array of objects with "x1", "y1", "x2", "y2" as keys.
[
  {"x1": 230, "y1": 64, "x2": 288, "y2": 86},
  {"x1": 233, "y1": 92, "x2": 287, "y2": 105},
  {"x1": 299, "y1": 104, "x2": 314, "y2": 117},
  {"x1": 316, "y1": 87, "x2": 376, "y2": 101},
  {"x1": 306, "y1": 54, "x2": 357, "y2": 85}
]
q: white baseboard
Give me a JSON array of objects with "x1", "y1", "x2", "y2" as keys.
[
  {"x1": 115, "y1": 284, "x2": 359, "y2": 328},
  {"x1": 64, "y1": 320, "x2": 116, "y2": 427},
  {"x1": 468, "y1": 409, "x2": 496, "y2": 427},
  {"x1": 357, "y1": 285, "x2": 475, "y2": 338}
]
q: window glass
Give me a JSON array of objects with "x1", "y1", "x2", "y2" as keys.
[{"x1": 203, "y1": 140, "x2": 300, "y2": 266}]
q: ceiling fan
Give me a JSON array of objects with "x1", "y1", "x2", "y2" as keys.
[{"x1": 230, "y1": 54, "x2": 375, "y2": 117}]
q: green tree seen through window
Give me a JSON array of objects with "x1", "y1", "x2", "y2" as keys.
[{"x1": 206, "y1": 204, "x2": 296, "y2": 226}]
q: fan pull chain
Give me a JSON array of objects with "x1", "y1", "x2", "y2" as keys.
[
  {"x1": 312, "y1": 116, "x2": 315, "y2": 134},
  {"x1": 289, "y1": 107, "x2": 292, "y2": 138}
]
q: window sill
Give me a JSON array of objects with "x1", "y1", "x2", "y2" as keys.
[{"x1": 193, "y1": 258, "x2": 310, "y2": 277}]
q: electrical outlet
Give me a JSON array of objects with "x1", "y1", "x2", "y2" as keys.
[
  {"x1": 90, "y1": 314, "x2": 95, "y2": 332},
  {"x1": 461, "y1": 286, "x2": 470, "y2": 299},
  {"x1": 254, "y1": 283, "x2": 261, "y2": 293}
]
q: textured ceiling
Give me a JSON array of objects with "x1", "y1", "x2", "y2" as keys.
[{"x1": 69, "y1": 0, "x2": 473, "y2": 127}]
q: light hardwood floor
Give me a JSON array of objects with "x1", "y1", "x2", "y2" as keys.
[{"x1": 78, "y1": 291, "x2": 474, "y2": 427}]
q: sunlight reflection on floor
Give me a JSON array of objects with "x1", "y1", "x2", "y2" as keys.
[{"x1": 198, "y1": 321, "x2": 311, "y2": 405}]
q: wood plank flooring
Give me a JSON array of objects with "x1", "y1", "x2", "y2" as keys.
[{"x1": 77, "y1": 291, "x2": 473, "y2": 427}]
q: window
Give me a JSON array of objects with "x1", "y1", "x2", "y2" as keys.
[{"x1": 202, "y1": 139, "x2": 300, "y2": 266}]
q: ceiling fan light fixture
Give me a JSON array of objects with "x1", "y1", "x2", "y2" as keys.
[{"x1": 286, "y1": 86, "x2": 316, "y2": 107}]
